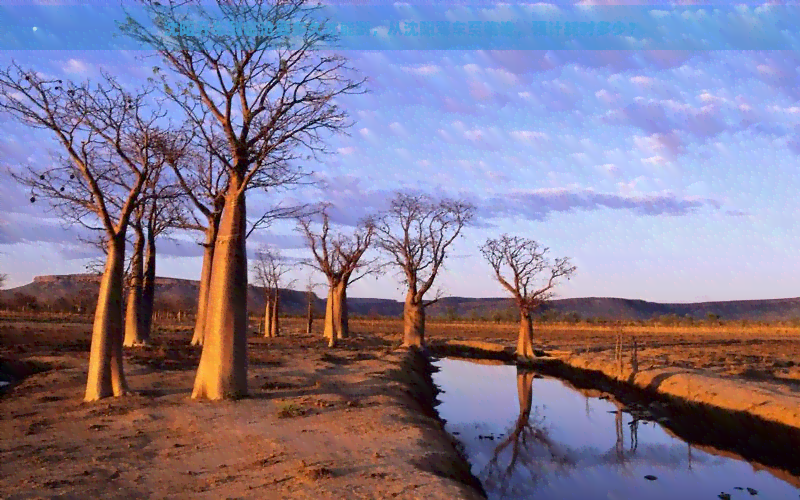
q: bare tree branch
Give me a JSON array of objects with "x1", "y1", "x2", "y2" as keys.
[
  {"x1": 374, "y1": 192, "x2": 474, "y2": 309},
  {"x1": 246, "y1": 201, "x2": 318, "y2": 239},
  {"x1": 480, "y1": 234, "x2": 576, "y2": 314},
  {"x1": 252, "y1": 244, "x2": 294, "y2": 293},
  {"x1": 0, "y1": 64, "x2": 168, "y2": 240},
  {"x1": 296, "y1": 205, "x2": 376, "y2": 288},
  {"x1": 120, "y1": 0, "x2": 366, "y2": 193}
]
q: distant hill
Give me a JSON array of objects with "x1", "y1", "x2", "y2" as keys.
[
  {"x1": 0, "y1": 274, "x2": 316, "y2": 315},
  {"x1": 536, "y1": 297, "x2": 800, "y2": 322},
  {"x1": 2, "y1": 274, "x2": 800, "y2": 322}
]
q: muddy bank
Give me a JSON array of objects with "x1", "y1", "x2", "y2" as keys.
[
  {"x1": 552, "y1": 351, "x2": 800, "y2": 430},
  {"x1": 390, "y1": 347, "x2": 487, "y2": 499},
  {"x1": 427, "y1": 340, "x2": 519, "y2": 362},
  {"x1": 0, "y1": 330, "x2": 487, "y2": 500}
]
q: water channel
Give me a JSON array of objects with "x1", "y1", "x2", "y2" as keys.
[{"x1": 432, "y1": 357, "x2": 800, "y2": 500}]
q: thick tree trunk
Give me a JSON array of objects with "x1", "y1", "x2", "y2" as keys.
[
  {"x1": 403, "y1": 294, "x2": 425, "y2": 347},
  {"x1": 335, "y1": 283, "x2": 348, "y2": 339},
  {"x1": 270, "y1": 291, "x2": 280, "y2": 337},
  {"x1": 191, "y1": 223, "x2": 218, "y2": 346},
  {"x1": 516, "y1": 309, "x2": 535, "y2": 361},
  {"x1": 323, "y1": 285, "x2": 337, "y2": 347},
  {"x1": 306, "y1": 293, "x2": 313, "y2": 335},
  {"x1": 85, "y1": 235, "x2": 130, "y2": 401},
  {"x1": 123, "y1": 227, "x2": 146, "y2": 347},
  {"x1": 323, "y1": 282, "x2": 348, "y2": 344},
  {"x1": 192, "y1": 178, "x2": 248, "y2": 400},
  {"x1": 140, "y1": 230, "x2": 156, "y2": 343},
  {"x1": 264, "y1": 290, "x2": 274, "y2": 338}
]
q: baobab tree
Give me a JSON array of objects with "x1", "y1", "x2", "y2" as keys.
[
  {"x1": 70, "y1": 139, "x2": 180, "y2": 349},
  {"x1": 139, "y1": 174, "x2": 186, "y2": 342},
  {"x1": 123, "y1": 162, "x2": 185, "y2": 347},
  {"x1": 480, "y1": 235, "x2": 576, "y2": 362},
  {"x1": 1, "y1": 65, "x2": 166, "y2": 401},
  {"x1": 374, "y1": 193, "x2": 474, "y2": 347},
  {"x1": 73, "y1": 217, "x2": 148, "y2": 346},
  {"x1": 123, "y1": 206, "x2": 147, "y2": 347},
  {"x1": 163, "y1": 133, "x2": 227, "y2": 347},
  {"x1": 122, "y1": 1, "x2": 365, "y2": 399},
  {"x1": 297, "y1": 208, "x2": 375, "y2": 347},
  {"x1": 252, "y1": 246, "x2": 294, "y2": 338}
]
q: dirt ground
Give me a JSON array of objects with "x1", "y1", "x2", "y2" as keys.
[
  {"x1": 3, "y1": 315, "x2": 800, "y2": 499},
  {"x1": 0, "y1": 318, "x2": 483, "y2": 500}
]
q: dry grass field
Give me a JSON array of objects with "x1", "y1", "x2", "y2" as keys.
[{"x1": 3, "y1": 313, "x2": 800, "y2": 388}]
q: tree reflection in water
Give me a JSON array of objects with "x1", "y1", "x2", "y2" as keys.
[
  {"x1": 603, "y1": 408, "x2": 641, "y2": 479},
  {"x1": 480, "y1": 368, "x2": 576, "y2": 498},
  {"x1": 479, "y1": 369, "x2": 650, "y2": 498}
]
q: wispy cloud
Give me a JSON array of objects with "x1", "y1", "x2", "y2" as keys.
[
  {"x1": 61, "y1": 58, "x2": 91, "y2": 75},
  {"x1": 481, "y1": 187, "x2": 723, "y2": 221},
  {"x1": 298, "y1": 177, "x2": 726, "y2": 229}
]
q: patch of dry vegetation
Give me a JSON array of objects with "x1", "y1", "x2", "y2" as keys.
[{"x1": 276, "y1": 402, "x2": 307, "y2": 419}]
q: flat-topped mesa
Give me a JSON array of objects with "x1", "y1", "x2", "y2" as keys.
[
  {"x1": 33, "y1": 274, "x2": 102, "y2": 284},
  {"x1": 33, "y1": 274, "x2": 194, "y2": 287}
]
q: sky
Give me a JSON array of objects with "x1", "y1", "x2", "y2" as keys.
[{"x1": 1, "y1": 1, "x2": 800, "y2": 304}]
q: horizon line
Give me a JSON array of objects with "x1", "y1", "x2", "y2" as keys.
[{"x1": 6, "y1": 273, "x2": 800, "y2": 306}]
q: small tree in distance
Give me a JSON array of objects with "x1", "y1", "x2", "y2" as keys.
[
  {"x1": 252, "y1": 246, "x2": 294, "y2": 338},
  {"x1": 480, "y1": 235, "x2": 576, "y2": 362},
  {"x1": 0, "y1": 273, "x2": 6, "y2": 289},
  {"x1": 305, "y1": 275, "x2": 321, "y2": 335},
  {"x1": 297, "y1": 207, "x2": 376, "y2": 347}
]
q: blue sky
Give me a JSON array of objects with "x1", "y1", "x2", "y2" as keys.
[{"x1": 1, "y1": 2, "x2": 800, "y2": 303}]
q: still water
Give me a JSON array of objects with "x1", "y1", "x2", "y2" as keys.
[{"x1": 432, "y1": 357, "x2": 800, "y2": 500}]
